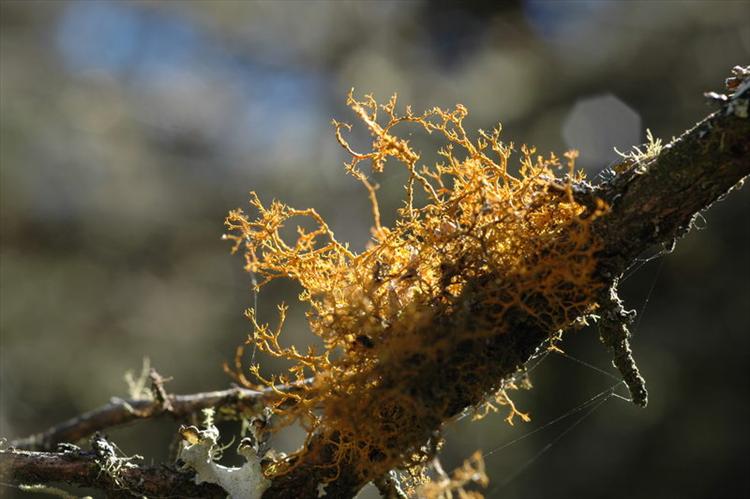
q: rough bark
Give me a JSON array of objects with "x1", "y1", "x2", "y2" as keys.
[
  {"x1": 0, "y1": 447, "x2": 226, "y2": 498},
  {"x1": 10, "y1": 381, "x2": 309, "y2": 452},
  {"x1": 592, "y1": 96, "x2": 750, "y2": 278}
]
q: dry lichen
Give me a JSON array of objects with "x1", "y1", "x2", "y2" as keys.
[
  {"x1": 223, "y1": 92, "x2": 607, "y2": 488},
  {"x1": 417, "y1": 452, "x2": 488, "y2": 499},
  {"x1": 177, "y1": 423, "x2": 270, "y2": 499}
]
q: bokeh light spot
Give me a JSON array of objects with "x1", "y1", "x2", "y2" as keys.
[{"x1": 562, "y1": 94, "x2": 641, "y2": 174}]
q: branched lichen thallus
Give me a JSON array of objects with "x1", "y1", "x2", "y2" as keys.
[{"x1": 223, "y1": 91, "x2": 623, "y2": 491}]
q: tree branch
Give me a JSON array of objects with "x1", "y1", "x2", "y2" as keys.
[
  {"x1": 257, "y1": 68, "x2": 750, "y2": 499},
  {"x1": 3, "y1": 68, "x2": 748, "y2": 499},
  {"x1": 0, "y1": 447, "x2": 226, "y2": 498},
  {"x1": 592, "y1": 77, "x2": 750, "y2": 277},
  {"x1": 10, "y1": 380, "x2": 311, "y2": 452}
]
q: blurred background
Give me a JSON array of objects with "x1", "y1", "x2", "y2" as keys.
[{"x1": 1, "y1": 1, "x2": 748, "y2": 498}]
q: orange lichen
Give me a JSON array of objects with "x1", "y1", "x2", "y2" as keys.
[
  {"x1": 223, "y1": 92, "x2": 607, "y2": 486},
  {"x1": 417, "y1": 452, "x2": 489, "y2": 499}
]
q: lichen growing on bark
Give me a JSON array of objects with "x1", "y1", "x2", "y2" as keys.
[{"x1": 223, "y1": 92, "x2": 608, "y2": 489}]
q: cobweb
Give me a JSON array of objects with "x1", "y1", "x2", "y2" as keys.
[{"x1": 477, "y1": 257, "x2": 665, "y2": 498}]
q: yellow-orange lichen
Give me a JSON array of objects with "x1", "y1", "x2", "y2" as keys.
[
  {"x1": 417, "y1": 451, "x2": 489, "y2": 499},
  {"x1": 223, "y1": 92, "x2": 607, "y2": 487}
]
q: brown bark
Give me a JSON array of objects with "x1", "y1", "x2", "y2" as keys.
[
  {"x1": 10, "y1": 381, "x2": 309, "y2": 452},
  {"x1": 592, "y1": 96, "x2": 750, "y2": 278},
  {"x1": 0, "y1": 447, "x2": 226, "y2": 498}
]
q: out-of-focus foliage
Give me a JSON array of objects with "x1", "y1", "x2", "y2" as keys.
[{"x1": 1, "y1": 1, "x2": 748, "y2": 498}]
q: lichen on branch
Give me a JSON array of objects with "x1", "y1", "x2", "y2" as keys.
[
  {"x1": 223, "y1": 92, "x2": 610, "y2": 490},
  {"x1": 4, "y1": 68, "x2": 748, "y2": 499}
]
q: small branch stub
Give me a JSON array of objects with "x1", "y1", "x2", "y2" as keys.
[{"x1": 598, "y1": 286, "x2": 648, "y2": 407}]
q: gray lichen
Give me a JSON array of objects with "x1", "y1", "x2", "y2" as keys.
[{"x1": 177, "y1": 425, "x2": 270, "y2": 499}]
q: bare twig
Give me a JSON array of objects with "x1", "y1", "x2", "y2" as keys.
[{"x1": 10, "y1": 380, "x2": 311, "y2": 452}]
